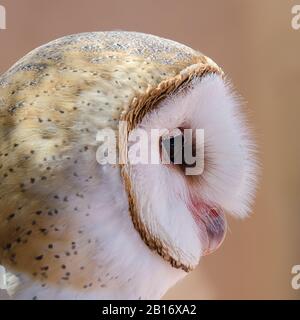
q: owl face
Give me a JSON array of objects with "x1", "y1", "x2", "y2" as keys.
[{"x1": 122, "y1": 73, "x2": 257, "y2": 272}]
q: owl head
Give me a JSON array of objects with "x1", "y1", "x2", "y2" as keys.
[
  {"x1": 112, "y1": 33, "x2": 258, "y2": 273},
  {"x1": 0, "y1": 32, "x2": 257, "y2": 297}
]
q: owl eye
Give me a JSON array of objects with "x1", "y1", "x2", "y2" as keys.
[{"x1": 160, "y1": 128, "x2": 197, "y2": 168}]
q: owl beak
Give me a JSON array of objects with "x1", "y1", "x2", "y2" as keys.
[
  {"x1": 188, "y1": 198, "x2": 227, "y2": 256},
  {"x1": 200, "y1": 206, "x2": 227, "y2": 256}
]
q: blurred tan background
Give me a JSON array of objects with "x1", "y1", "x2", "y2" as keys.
[{"x1": 0, "y1": 0, "x2": 299, "y2": 299}]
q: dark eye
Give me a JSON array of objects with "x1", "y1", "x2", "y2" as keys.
[{"x1": 160, "y1": 128, "x2": 197, "y2": 168}]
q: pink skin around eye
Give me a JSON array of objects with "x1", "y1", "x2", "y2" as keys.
[{"x1": 187, "y1": 194, "x2": 227, "y2": 256}]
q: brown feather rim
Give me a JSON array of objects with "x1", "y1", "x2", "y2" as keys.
[{"x1": 120, "y1": 58, "x2": 224, "y2": 273}]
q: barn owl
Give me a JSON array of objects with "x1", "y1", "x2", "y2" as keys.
[{"x1": 0, "y1": 31, "x2": 257, "y2": 300}]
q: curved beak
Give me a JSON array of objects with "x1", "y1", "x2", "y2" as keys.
[
  {"x1": 200, "y1": 206, "x2": 227, "y2": 255},
  {"x1": 188, "y1": 198, "x2": 227, "y2": 256}
]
